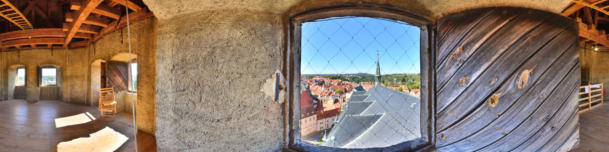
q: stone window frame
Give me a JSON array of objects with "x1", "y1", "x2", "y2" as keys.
[
  {"x1": 15, "y1": 67, "x2": 26, "y2": 87},
  {"x1": 284, "y1": 4, "x2": 435, "y2": 151},
  {"x1": 39, "y1": 65, "x2": 59, "y2": 87}
]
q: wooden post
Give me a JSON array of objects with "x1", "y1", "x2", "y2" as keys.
[
  {"x1": 589, "y1": 83, "x2": 593, "y2": 109},
  {"x1": 602, "y1": 83, "x2": 604, "y2": 104}
]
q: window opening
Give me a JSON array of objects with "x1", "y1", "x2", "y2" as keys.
[
  {"x1": 41, "y1": 67, "x2": 57, "y2": 86},
  {"x1": 298, "y1": 16, "x2": 422, "y2": 148}
]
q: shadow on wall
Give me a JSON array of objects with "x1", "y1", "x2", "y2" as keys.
[{"x1": 7, "y1": 64, "x2": 25, "y2": 100}]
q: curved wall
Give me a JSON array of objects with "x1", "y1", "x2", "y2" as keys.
[
  {"x1": 435, "y1": 8, "x2": 579, "y2": 151},
  {"x1": 0, "y1": 18, "x2": 157, "y2": 134},
  {"x1": 147, "y1": 0, "x2": 579, "y2": 151}
]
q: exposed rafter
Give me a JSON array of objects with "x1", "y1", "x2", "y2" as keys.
[
  {"x1": 0, "y1": 0, "x2": 33, "y2": 30},
  {"x1": 64, "y1": 0, "x2": 103, "y2": 46},
  {"x1": 577, "y1": 18, "x2": 609, "y2": 47},
  {"x1": 573, "y1": 0, "x2": 609, "y2": 16},
  {"x1": 109, "y1": 0, "x2": 142, "y2": 12},
  {"x1": 94, "y1": 11, "x2": 153, "y2": 41},
  {"x1": 0, "y1": 28, "x2": 71, "y2": 49}
]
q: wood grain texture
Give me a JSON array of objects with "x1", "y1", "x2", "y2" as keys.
[
  {"x1": 107, "y1": 61, "x2": 129, "y2": 92},
  {"x1": 570, "y1": 104, "x2": 609, "y2": 152},
  {"x1": 0, "y1": 100, "x2": 156, "y2": 151},
  {"x1": 435, "y1": 8, "x2": 579, "y2": 151}
]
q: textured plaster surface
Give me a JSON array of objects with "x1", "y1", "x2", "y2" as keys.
[
  {"x1": 154, "y1": 10, "x2": 284, "y2": 151},
  {"x1": 143, "y1": 0, "x2": 571, "y2": 20},
  {"x1": 580, "y1": 49, "x2": 609, "y2": 99},
  {"x1": 0, "y1": 18, "x2": 157, "y2": 134}
]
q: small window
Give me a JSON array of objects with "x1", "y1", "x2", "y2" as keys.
[
  {"x1": 41, "y1": 67, "x2": 57, "y2": 86},
  {"x1": 129, "y1": 62, "x2": 138, "y2": 91},
  {"x1": 15, "y1": 68, "x2": 25, "y2": 86}
]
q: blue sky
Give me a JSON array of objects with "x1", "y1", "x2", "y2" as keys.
[{"x1": 301, "y1": 16, "x2": 420, "y2": 75}]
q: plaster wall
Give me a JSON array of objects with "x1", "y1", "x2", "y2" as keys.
[
  {"x1": 143, "y1": 0, "x2": 571, "y2": 20},
  {"x1": 154, "y1": 10, "x2": 284, "y2": 151},
  {"x1": 580, "y1": 49, "x2": 609, "y2": 98},
  {"x1": 0, "y1": 18, "x2": 157, "y2": 134}
]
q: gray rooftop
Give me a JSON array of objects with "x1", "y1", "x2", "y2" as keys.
[{"x1": 322, "y1": 86, "x2": 421, "y2": 148}]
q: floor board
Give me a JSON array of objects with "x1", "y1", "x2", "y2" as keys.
[
  {"x1": 571, "y1": 103, "x2": 609, "y2": 152},
  {"x1": 0, "y1": 100, "x2": 156, "y2": 152}
]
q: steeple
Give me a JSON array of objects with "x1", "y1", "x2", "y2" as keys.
[{"x1": 375, "y1": 52, "x2": 381, "y2": 86}]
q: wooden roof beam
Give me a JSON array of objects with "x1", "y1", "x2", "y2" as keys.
[
  {"x1": 574, "y1": 0, "x2": 609, "y2": 17},
  {"x1": 92, "y1": 5, "x2": 121, "y2": 19},
  {"x1": 70, "y1": 2, "x2": 81, "y2": 11},
  {"x1": 74, "y1": 24, "x2": 100, "y2": 35},
  {"x1": 0, "y1": 29, "x2": 65, "y2": 42},
  {"x1": 93, "y1": 11, "x2": 153, "y2": 41},
  {"x1": 75, "y1": 33, "x2": 93, "y2": 39},
  {"x1": 562, "y1": 0, "x2": 603, "y2": 16},
  {"x1": 109, "y1": 0, "x2": 142, "y2": 12},
  {"x1": 84, "y1": 15, "x2": 111, "y2": 28},
  {"x1": 0, "y1": 0, "x2": 33, "y2": 29},
  {"x1": 1, "y1": 38, "x2": 64, "y2": 49},
  {"x1": 65, "y1": 0, "x2": 103, "y2": 46},
  {"x1": 578, "y1": 18, "x2": 609, "y2": 47},
  {"x1": 65, "y1": 12, "x2": 74, "y2": 22},
  {"x1": 592, "y1": 0, "x2": 607, "y2": 5}
]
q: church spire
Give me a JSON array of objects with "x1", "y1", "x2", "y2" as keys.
[{"x1": 375, "y1": 51, "x2": 381, "y2": 86}]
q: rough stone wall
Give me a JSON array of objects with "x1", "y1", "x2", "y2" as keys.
[
  {"x1": 0, "y1": 48, "x2": 85, "y2": 102},
  {"x1": 0, "y1": 52, "x2": 6, "y2": 100},
  {"x1": 580, "y1": 49, "x2": 609, "y2": 98},
  {"x1": 154, "y1": 10, "x2": 284, "y2": 151},
  {"x1": 143, "y1": 0, "x2": 570, "y2": 20},
  {"x1": 0, "y1": 18, "x2": 157, "y2": 134}
]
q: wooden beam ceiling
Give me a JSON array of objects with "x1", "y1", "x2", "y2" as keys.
[
  {"x1": 94, "y1": 11, "x2": 153, "y2": 41},
  {"x1": 64, "y1": 0, "x2": 104, "y2": 46},
  {"x1": 0, "y1": 28, "x2": 64, "y2": 41},
  {"x1": 72, "y1": 3, "x2": 121, "y2": 20},
  {"x1": 573, "y1": 0, "x2": 609, "y2": 16},
  {"x1": 0, "y1": 0, "x2": 33, "y2": 30},
  {"x1": 578, "y1": 18, "x2": 609, "y2": 47},
  {"x1": 2, "y1": 38, "x2": 64, "y2": 48},
  {"x1": 109, "y1": 0, "x2": 142, "y2": 12},
  {"x1": 0, "y1": 0, "x2": 151, "y2": 50}
]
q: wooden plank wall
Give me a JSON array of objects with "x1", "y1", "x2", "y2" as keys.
[
  {"x1": 435, "y1": 8, "x2": 580, "y2": 151},
  {"x1": 107, "y1": 61, "x2": 129, "y2": 92}
]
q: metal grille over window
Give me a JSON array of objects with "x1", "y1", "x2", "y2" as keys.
[{"x1": 299, "y1": 17, "x2": 422, "y2": 148}]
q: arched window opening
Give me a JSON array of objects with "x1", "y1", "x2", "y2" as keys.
[
  {"x1": 15, "y1": 67, "x2": 25, "y2": 86},
  {"x1": 129, "y1": 62, "x2": 138, "y2": 92},
  {"x1": 288, "y1": 7, "x2": 432, "y2": 151}
]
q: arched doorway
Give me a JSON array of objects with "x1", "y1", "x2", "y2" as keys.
[
  {"x1": 90, "y1": 59, "x2": 107, "y2": 106},
  {"x1": 7, "y1": 64, "x2": 26, "y2": 100}
]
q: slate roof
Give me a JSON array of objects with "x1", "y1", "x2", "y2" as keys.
[{"x1": 322, "y1": 86, "x2": 421, "y2": 148}]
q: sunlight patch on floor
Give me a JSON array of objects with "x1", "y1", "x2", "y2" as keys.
[
  {"x1": 57, "y1": 127, "x2": 129, "y2": 152},
  {"x1": 54, "y1": 112, "x2": 96, "y2": 128}
]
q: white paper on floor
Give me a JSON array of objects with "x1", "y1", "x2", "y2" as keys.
[
  {"x1": 57, "y1": 127, "x2": 129, "y2": 152},
  {"x1": 54, "y1": 112, "x2": 96, "y2": 128}
]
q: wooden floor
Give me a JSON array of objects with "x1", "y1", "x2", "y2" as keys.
[
  {"x1": 0, "y1": 100, "x2": 156, "y2": 152},
  {"x1": 571, "y1": 103, "x2": 609, "y2": 152}
]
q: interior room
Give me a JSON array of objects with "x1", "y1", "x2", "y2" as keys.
[{"x1": 0, "y1": 0, "x2": 608, "y2": 151}]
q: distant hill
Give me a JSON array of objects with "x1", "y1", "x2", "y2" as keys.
[{"x1": 302, "y1": 73, "x2": 421, "y2": 89}]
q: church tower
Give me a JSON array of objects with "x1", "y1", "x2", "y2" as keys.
[{"x1": 375, "y1": 52, "x2": 381, "y2": 86}]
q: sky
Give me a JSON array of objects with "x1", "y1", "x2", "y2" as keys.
[
  {"x1": 41, "y1": 68, "x2": 56, "y2": 77},
  {"x1": 300, "y1": 16, "x2": 420, "y2": 75}
]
